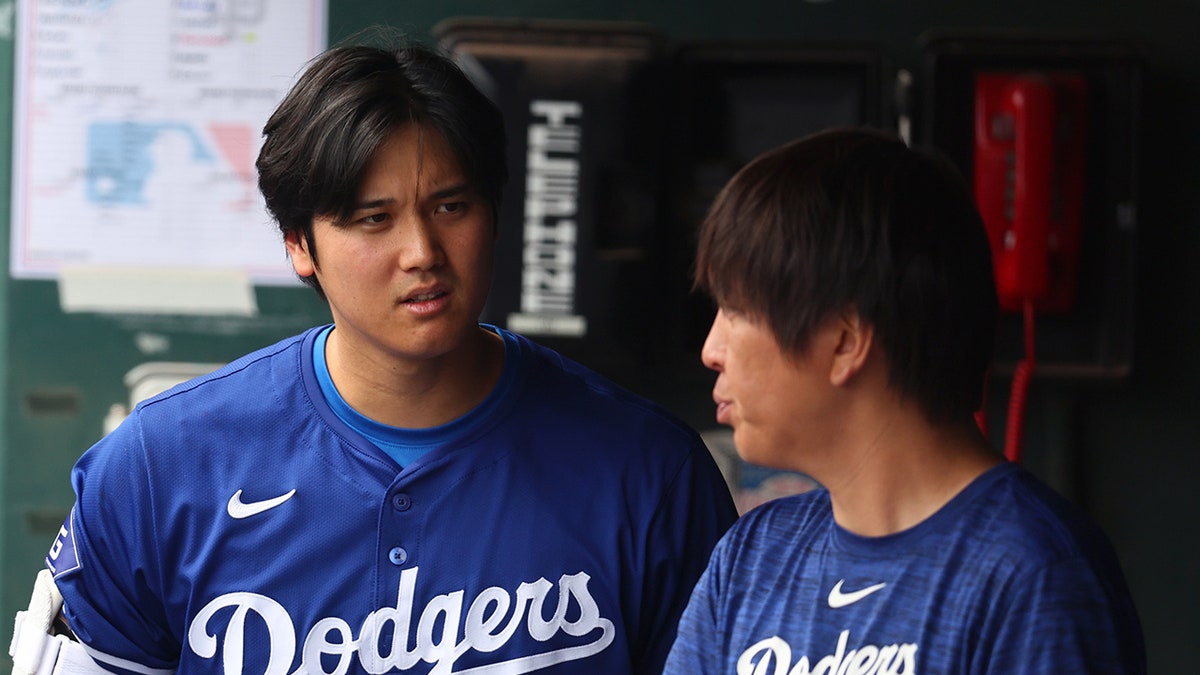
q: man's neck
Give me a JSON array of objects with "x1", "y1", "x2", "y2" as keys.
[
  {"x1": 822, "y1": 397, "x2": 1003, "y2": 537},
  {"x1": 325, "y1": 326, "x2": 505, "y2": 429}
]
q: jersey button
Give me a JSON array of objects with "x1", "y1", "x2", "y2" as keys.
[
  {"x1": 392, "y1": 493, "x2": 412, "y2": 511},
  {"x1": 388, "y1": 546, "x2": 408, "y2": 566}
]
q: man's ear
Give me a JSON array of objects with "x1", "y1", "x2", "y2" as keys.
[
  {"x1": 285, "y1": 230, "x2": 316, "y2": 278},
  {"x1": 830, "y1": 307, "x2": 874, "y2": 387}
]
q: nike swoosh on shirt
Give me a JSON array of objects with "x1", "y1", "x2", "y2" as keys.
[
  {"x1": 827, "y1": 579, "x2": 887, "y2": 608},
  {"x1": 227, "y1": 489, "x2": 297, "y2": 519}
]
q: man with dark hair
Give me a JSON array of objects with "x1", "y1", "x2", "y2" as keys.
[
  {"x1": 664, "y1": 127, "x2": 1145, "y2": 674},
  {"x1": 11, "y1": 41, "x2": 736, "y2": 675}
]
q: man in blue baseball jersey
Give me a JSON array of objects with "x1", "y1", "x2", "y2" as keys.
[
  {"x1": 664, "y1": 128, "x2": 1146, "y2": 673},
  {"x1": 11, "y1": 40, "x2": 737, "y2": 675}
]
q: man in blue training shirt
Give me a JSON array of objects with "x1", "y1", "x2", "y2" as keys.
[
  {"x1": 10, "y1": 38, "x2": 737, "y2": 675},
  {"x1": 665, "y1": 127, "x2": 1145, "y2": 674}
]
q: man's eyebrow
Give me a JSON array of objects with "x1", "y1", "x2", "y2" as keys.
[
  {"x1": 351, "y1": 184, "x2": 472, "y2": 211},
  {"x1": 350, "y1": 181, "x2": 470, "y2": 207},
  {"x1": 430, "y1": 183, "x2": 472, "y2": 200},
  {"x1": 351, "y1": 197, "x2": 395, "y2": 211}
]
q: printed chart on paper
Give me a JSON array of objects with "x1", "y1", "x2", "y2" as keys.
[{"x1": 11, "y1": 0, "x2": 326, "y2": 283}]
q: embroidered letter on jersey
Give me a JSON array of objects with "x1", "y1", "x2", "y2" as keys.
[
  {"x1": 187, "y1": 566, "x2": 614, "y2": 675},
  {"x1": 736, "y1": 631, "x2": 917, "y2": 675}
]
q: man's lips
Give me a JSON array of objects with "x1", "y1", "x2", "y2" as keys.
[
  {"x1": 714, "y1": 396, "x2": 732, "y2": 425},
  {"x1": 403, "y1": 290, "x2": 447, "y2": 303},
  {"x1": 399, "y1": 286, "x2": 450, "y2": 315}
]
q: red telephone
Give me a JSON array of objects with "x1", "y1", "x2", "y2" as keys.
[
  {"x1": 973, "y1": 72, "x2": 1087, "y2": 313},
  {"x1": 972, "y1": 71, "x2": 1088, "y2": 462}
]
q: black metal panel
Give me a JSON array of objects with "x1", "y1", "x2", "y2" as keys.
[{"x1": 436, "y1": 19, "x2": 669, "y2": 381}]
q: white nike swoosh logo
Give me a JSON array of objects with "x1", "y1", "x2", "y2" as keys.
[
  {"x1": 227, "y1": 489, "x2": 296, "y2": 519},
  {"x1": 827, "y1": 579, "x2": 887, "y2": 608}
]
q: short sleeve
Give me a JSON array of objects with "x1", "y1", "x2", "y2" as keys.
[
  {"x1": 981, "y1": 555, "x2": 1146, "y2": 674},
  {"x1": 633, "y1": 437, "x2": 737, "y2": 674},
  {"x1": 51, "y1": 413, "x2": 180, "y2": 674},
  {"x1": 662, "y1": 525, "x2": 734, "y2": 675}
]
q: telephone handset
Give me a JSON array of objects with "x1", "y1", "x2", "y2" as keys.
[
  {"x1": 972, "y1": 71, "x2": 1088, "y2": 462},
  {"x1": 974, "y1": 72, "x2": 1087, "y2": 313}
]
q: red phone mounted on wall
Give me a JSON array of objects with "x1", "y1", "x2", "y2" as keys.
[
  {"x1": 973, "y1": 71, "x2": 1087, "y2": 313},
  {"x1": 923, "y1": 33, "x2": 1140, "y2": 384},
  {"x1": 973, "y1": 70, "x2": 1089, "y2": 462}
]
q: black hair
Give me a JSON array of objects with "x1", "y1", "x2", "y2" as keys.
[
  {"x1": 256, "y1": 40, "x2": 508, "y2": 296},
  {"x1": 694, "y1": 127, "x2": 999, "y2": 423}
]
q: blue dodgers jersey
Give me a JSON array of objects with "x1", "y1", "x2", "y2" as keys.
[
  {"x1": 51, "y1": 326, "x2": 738, "y2": 675},
  {"x1": 666, "y1": 463, "x2": 1146, "y2": 675}
]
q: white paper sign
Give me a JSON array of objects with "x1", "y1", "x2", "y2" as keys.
[{"x1": 11, "y1": 0, "x2": 327, "y2": 284}]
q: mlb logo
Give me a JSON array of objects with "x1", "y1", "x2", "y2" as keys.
[{"x1": 45, "y1": 508, "x2": 80, "y2": 577}]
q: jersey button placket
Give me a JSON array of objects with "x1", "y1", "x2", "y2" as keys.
[{"x1": 387, "y1": 491, "x2": 413, "y2": 567}]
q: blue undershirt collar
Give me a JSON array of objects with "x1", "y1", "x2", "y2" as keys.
[{"x1": 312, "y1": 324, "x2": 516, "y2": 467}]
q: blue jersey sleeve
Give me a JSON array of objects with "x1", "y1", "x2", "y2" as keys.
[
  {"x1": 983, "y1": 555, "x2": 1146, "y2": 673},
  {"x1": 51, "y1": 412, "x2": 181, "y2": 675},
  {"x1": 634, "y1": 438, "x2": 737, "y2": 674},
  {"x1": 661, "y1": 518, "x2": 736, "y2": 675}
]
